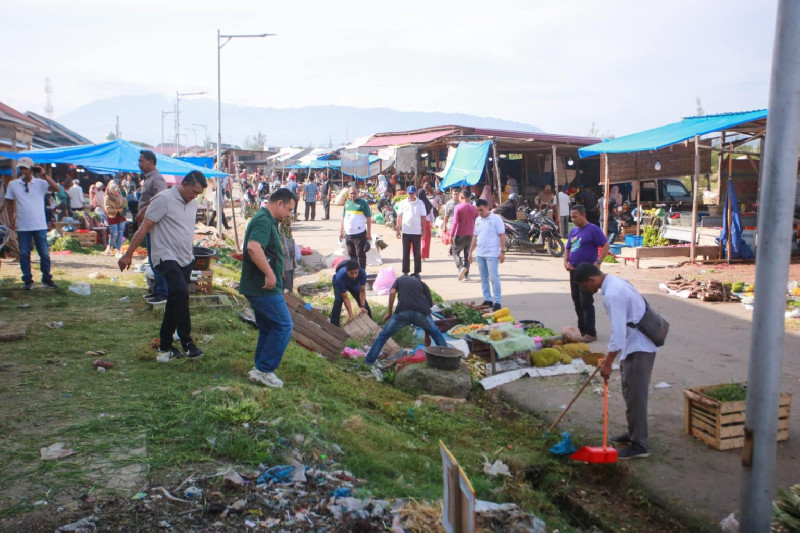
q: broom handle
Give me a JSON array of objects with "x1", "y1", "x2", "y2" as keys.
[
  {"x1": 602, "y1": 378, "x2": 609, "y2": 450},
  {"x1": 548, "y1": 364, "x2": 602, "y2": 432}
]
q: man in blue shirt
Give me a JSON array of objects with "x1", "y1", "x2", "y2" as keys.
[
  {"x1": 302, "y1": 177, "x2": 319, "y2": 221},
  {"x1": 563, "y1": 204, "x2": 609, "y2": 343},
  {"x1": 330, "y1": 260, "x2": 372, "y2": 326}
]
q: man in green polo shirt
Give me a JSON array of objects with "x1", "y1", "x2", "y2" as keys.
[
  {"x1": 339, "y1": 185, "x2": 371, "y2": 270},
  {"x1": 240, "y1": 188, "x2": 297, "y2": 388}
]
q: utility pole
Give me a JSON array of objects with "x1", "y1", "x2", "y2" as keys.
[
  {"x1": 740, "y1": 0, "x2": 800, "y2": 529},
  {"x1": 116, "y1": 115, "x2": 120, "y2": 139}
]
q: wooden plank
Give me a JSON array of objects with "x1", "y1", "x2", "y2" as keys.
[
  {"x1": 0, "y1": 323, "x2": 26, "y2": 341},
  {"x1": 684, "y1": 397, "x2": 691, "y2": 435},
  {"x1": 293, "y1": 316, "x2": 345, "y2": 355},
  {"x1": 292, "y1": 328, "x2": 338, "y2": 361}
]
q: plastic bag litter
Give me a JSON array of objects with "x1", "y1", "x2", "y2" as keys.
[
  {"x1": 482, "y1": 454, "x2": 512, "y2": 477},
  {"x1": 550, "y1": 431, "x2": 577, "y2": 455},
  {"x1": 41, "y1": 442, "x2": 76, "y2": 461},
  {"x1": 373, "y1": 267, "x2": 396, "y2": 295},
  {"x1": 257, "y1": 464, "x2": 295, "y2": 484},
  {"x1": 654, "y1": 381, "x2": 672, "y2": 389},
  {"x1": 68, "y1": 282, "x2": 91, "y2": 296}
]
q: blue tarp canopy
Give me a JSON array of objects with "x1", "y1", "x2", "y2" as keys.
[
  {"x1": 578, "y1": 110, "x2": 768, "y2": 158},
  {"x1": 177, "y1": 156, "x2": 216, "y2": 170},
  {"x1": 0, "y1": 139, "x2": 227, "y2": 177},
  {"x1": 437, "y1": 141, "x2": 492, "y2": 190},
  {"x1": 285, "y1": 159, "x2": 342, "y2": 170}
]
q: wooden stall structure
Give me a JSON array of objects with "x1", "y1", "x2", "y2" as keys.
[{"x1": 579, "y1": 110, "x2": 771, "y2": 263}]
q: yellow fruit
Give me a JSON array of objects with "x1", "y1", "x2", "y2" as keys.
[
  {"x1": 492, "y1": 308, "x2": 511, "y2": 319},
  {"x1": 496, "y1": 316, "x2": 515, "y2": 323},
  {"x1": 489, "y1": 329, "x2": 503, "y2": 341}
]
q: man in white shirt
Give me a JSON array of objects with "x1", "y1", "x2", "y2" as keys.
[
  {"x1": 395, "y1": 185, "x2": 426, "y2": 276},
  {"x1": 575, "y1": 263, "x2": 658, "y2": 460},
  {"x1": 468, "y1": 198, "x2": 505, "y2": 311},
  {"x1": 557, "y1": 186, "x2": 571, "y2": 238},
  {"x1": 4, "y1": 157, "x2": 60, "y2": 289},
  {"x1": 68, "y1": 179, "x2": 85, "y2": 212}
]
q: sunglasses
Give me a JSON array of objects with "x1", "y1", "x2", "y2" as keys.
[{"x1": 24, "y1": 182, "x2": 29, "y2": 193}]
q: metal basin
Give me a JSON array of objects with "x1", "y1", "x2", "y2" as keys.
[{"x1": 425, "y1": 346, "x2": 464, "y2": 371}]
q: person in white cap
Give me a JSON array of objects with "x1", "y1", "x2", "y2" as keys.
[{"x1": 4, "y1": 157, "x2": 60, "y2": 289}]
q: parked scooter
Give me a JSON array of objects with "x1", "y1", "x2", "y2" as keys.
[
  {"x1": 503, "y1": 208, "x2": 564, "y2": 257},
  {"x1": 377, "y1": 195, "x2": 397, "y2": 229}
]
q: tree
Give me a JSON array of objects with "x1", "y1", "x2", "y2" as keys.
[
  {"x1": 587, "y1": 122, "x2": 600, "y2": 138},
  {"x1": 105, "y1": 132, "x2": 117, "y2": 141},
  {"x1": 244, "y1": 131, "x2": 267, "y2": 151}
]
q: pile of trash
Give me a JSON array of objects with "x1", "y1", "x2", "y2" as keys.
[{"x1": 54, "y1": 461, "x2": 548, "y2": 532}]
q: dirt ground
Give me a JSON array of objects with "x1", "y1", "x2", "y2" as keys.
[{"x1": 3, "y1": 208, "x2": 800, "y2": 528}]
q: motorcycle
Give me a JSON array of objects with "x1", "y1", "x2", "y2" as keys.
[
  {"x1": 503, "y1": 208, "x2": 564, "y2": 257},
  {"x1": 377, "y1": 196, "x2": 396, "y2": 228}
]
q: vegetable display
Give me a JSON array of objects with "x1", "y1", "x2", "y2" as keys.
[{"x1": 441, "y1": 302, "x2": 488, "y2": 325}]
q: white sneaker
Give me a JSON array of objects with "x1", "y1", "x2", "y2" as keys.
[
  {"x1": 458, "y1": 267, "x2": 467, "y2": 281},
  {"x1": 249, "y1": 368, "x2": 283, "y2": 388}
]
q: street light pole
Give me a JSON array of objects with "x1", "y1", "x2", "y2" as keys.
[
  {"x1": 216, "y1": 29, "x2": 275, "y2": 240},
  {"x1": 176, "y1": 90, "x2": 207, "y2": 157}
]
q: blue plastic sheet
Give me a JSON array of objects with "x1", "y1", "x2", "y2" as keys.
[
  {"x1": 579, "y1": 110, "x2": 767, "y2": 157},
  {"x1": 716, "y1": 179, "x2": 753, "y2": 259},
  {"x1": 438, "y1": 141, "x2": 492, "y2": 190},
  {"x1": 0, "y1": 139, "x2": 226, "y2": 177}
]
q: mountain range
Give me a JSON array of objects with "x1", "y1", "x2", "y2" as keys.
[{"x1": 56, "y1": 94, "x2": 542, "y2": 149}]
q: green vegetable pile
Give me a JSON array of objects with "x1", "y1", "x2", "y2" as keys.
[
  {"x1": 642, "y1": 225, "x2": 670, "y2": 247},
  {"x1": 525, "y1": 325, "x2": 555, "y2": 337},
  {"x1": 430, "y1": 289, "x2": 444, "y2": 305},
  {"x1": 603, "y1": 255, "x2": 618, "y2": 263},
  {"x1": 441, "y1": 302, "x2": 487, "y2": 325},
  {"x1": 50, "y1": 236, "x2": 91, "y2": 254},
  {"x1": 704, "y1": 383, "x2": 747, "y2": 402}
]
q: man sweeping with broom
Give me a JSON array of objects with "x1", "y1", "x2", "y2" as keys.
[{"x1": 575, "y1": 263, "x2": 658, "y2": 460}]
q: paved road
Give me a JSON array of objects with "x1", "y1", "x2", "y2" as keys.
[{"x1": 290, "y1": 212, "x2": 800, "y2": 525}]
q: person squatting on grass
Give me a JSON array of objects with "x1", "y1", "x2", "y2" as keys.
[
  {"x1": 239, "y1": 188, "x2": 297, "y2": 389},
  {"x1": 119, "y1": 171, "x2": 208, "y2": 361}
]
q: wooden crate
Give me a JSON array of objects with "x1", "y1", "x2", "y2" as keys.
[
  {"x1": 343, "y1": 312, "x2": 400, "y2": 358},
  {"x1": 284, "y1": 291, "x2": 349, "y2": 361},
  {"x1": 63, "y1": 231, "x2": 97, "y2": 247},
  {"x1": 683, "y1": 384, "x2": 791, "y2": 450},
  {"x1": 196, "y1": 270, "x2": 214, "y2": 294}
]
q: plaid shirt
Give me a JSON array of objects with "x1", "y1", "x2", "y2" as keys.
[{"x1": 303, "y1": 182, "x2": 318, "y2": 202}]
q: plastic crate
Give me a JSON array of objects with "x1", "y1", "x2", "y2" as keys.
[{"x1": 625, "y1": 235, "x2": 644, "y2": 247}]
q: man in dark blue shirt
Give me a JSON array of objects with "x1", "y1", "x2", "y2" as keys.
[{"x1": 330, "y1": 260, "x2": 372, "y2": 326}]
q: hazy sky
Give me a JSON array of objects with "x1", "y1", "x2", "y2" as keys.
[{"x1": 3, "y1": 0, "x2": 779, "y2": 139}]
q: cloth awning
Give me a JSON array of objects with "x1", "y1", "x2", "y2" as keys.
[
  {"x1": 361, "y1": 129, "x2": 457, "y2": 148},
  {"x1": 437, "y1": 141, "x2": 492, "y2": 190},
  {"x1": 0, "y1": 139, "x2": 227, "y2": 177},
  {"x1": 578, "y1": 110, "x2": 768, "y2": 158}
]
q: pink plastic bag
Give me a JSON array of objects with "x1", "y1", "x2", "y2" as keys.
[{"x1": 373, "y1": 267, "x2": 396, "y2": 295}]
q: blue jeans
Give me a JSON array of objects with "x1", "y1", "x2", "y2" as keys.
[
  {"x1": 109, "y1": 221, "x2": 126, "y2": 249},
  {"x1": 17, "y1": 230, "x2": 52, "y2": 284},
  {"x1": 365, "y1": 310, "x2": 447, "y2": 365},
  {"x1": 330, "y1": 288, "x2": 372, "y2": 327},
  {"x1": 476, "y1": 256, "x2": 501, "y2": 305},
  {"x1": 146, "y1": 234, "x2": 168, "y2": 297},
  {"x1": 247, "y1": 293, "x2": 293, "y2": 373}
]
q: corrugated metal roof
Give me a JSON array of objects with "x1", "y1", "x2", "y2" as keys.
[
  {"x1": 0, "y1": 101, "x2": 45, "y2": 130},
  {"x1": 361, "y1": 128, "x2": 458, "y2": 147}
]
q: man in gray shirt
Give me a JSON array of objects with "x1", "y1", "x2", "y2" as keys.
[
  {"x1": 135, "y1": 150, "x2": 169, "y2": 304},
  {"x1": 119, "y1": 171, "x2": 207, "y2": 361}
]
